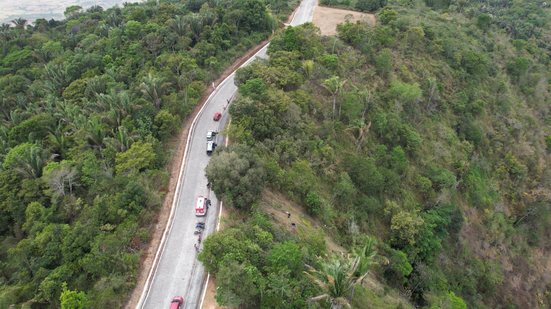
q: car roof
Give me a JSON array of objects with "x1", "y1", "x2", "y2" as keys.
[{"x1": 196, "y1": 196, "x2": 206, "y2": 209}]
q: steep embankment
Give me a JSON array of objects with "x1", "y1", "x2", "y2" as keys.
[{"x1": 202, "y1": 1, "x2": 550, "y2": 308}]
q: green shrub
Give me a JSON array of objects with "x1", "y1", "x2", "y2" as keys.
[
  {"x1": 356, "y1": 0, "x2": 387, "y2": 12},
  {"x1": 375, "y1": 48, "x2": 393, "y2": 76},
  {"x1": 378, "y1": 7, "x2": 398, "y2": 25},
  {"x1": 428, "y1": 167, "x2": 456, "y2": 191},
  {"x1": 305, "y1": 191, "x2": 322, "y2": 215}
]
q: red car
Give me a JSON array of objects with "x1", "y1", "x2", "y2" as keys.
[
  {"x1": 213, "y1": 112, "x2": 222, "y2": 121},
  {"x1": 170, "y1": 296, "x2": 184, "y2": 309}
]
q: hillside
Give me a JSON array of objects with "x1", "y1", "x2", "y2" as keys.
[
  {"x1": 204, "y1": 1, "x2": 551, "y2": 308},
  {"x1": 0, "y1": 0, "x2": 298, "y2": 307}
]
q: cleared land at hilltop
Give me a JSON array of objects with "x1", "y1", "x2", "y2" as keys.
[{"x1": 313, "y1": 5, "x2": 375, "y2": 35}]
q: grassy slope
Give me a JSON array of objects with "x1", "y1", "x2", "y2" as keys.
[{"x1": 225, "y1": 1, "x2": 551, "y2": 307}]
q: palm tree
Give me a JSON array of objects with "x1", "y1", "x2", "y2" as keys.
[
  {"x1": 113, "y1": 126, "x2": 133, "y2": 152},
  {"x1": 357, "y1": 88, "x2": 373, "y2": 120},
  {"x1": 15, "y1": 144, "x2": 46, "y2": 178},
  {"x1": 96, "y1": 90, "x2": 132, "y2": 126},
  {"x1": 352, "y1": 238, "x2": 378, "y2": 285},
  {"x1": 140, "y1": 73, "x2": 169, "y2": 110},
  {"x1": 85, "y1": 76, "x2": 107, "y2": 97},
  {"x1": 303, "y1": 60, "x2": 315, "y2": 79},
  {"x1": 11, "y1": 18, "x2": 27, "y2": 30},
  {"x1": 85, "y1": 118, "x2": 106, "y2": 150},
  {"x1": 48, "y1": 122, "x2": 70, "y2": 159},
  {"x1": 0, "y1": 24, "x2": 13, "y2": 44},
  {"x1": 346, "y1": 120, "x2": 371, "y2": 153},
  {"x1": 185, "y1": 14, "x2": 204, "y2": 43},
  {"x1": 322, "y1": 76, "x2": 347, "y2": 118},
  {"x1": 43, "y1": 63, "x2": 70, "y2": 96},
  {"x1": 106, "y1": 11, "x2": 122, "y2": 27},
  {"x1": 171, "y1": 15, "x2": 187, "y2": 36},
  {"x1": 305, "y1": 254, "x2": 370, "y2": 309},
  {"x1": 0, "y1": 125, "x2": 9, "y2": 161}
]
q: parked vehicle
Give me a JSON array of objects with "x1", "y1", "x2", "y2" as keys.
[
  {"x1": 195, "y1": 196, "x2": 207, "y2": 216},
  {"x1": 206, "y1": 141, "x2": 216, "y2": 155},
  {"x1": 170, "y1": 296, "x2": 184, "y2": 309},
  {"x1": 207, "y1": 130, "x2": 217, "y2": 141},
  {"x1": 213, "y1": 112, "x2": 222, "y2": 121}
]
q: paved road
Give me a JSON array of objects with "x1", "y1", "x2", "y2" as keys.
[{"x1": 138, "y1": 1, "x2": 317, "y2": 308}]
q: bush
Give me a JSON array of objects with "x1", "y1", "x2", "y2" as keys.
[
  {"x1": 344, "y1": 156, "x2": 385, "y2": 195},
  {"x1": 378, "y1": 7, "x2": 398, "y2": 25},
  {"x1": 206, "y1": 145, "x2": 267, "y2": 210},
  {"x1": 506, "y1": 57, "x2": 531, "y2": 82},
  {"x1": 383, "y1": 246, "x2": 413, "y2": 285},
  {"x1": 305, "y1": 191, "x2": 322, "y2": 215},
  {"x1": 428, "y1": 166, "x2": 456, "y2": 191},
  {"x1": 375, "y1": 48, "x2": 393, "y2": 76},
  {"x1": 355, "y1": 0, "x2": 387, "y2": 12},
  {"x1": 154, "y1": 110, "x2": 179, "y2": 141},
  {"x1": 477, "y1": 14, "x2": 492, "y2": 31}
]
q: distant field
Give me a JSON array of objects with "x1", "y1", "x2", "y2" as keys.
[
  {"x1": 313, "y1": 5, "x2": 375, "y2": 35},
  {"x1": 0, "y1": 0, "x2": 141, "y2": 24}
]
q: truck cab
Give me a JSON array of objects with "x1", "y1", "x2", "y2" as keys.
[
  {"x1": 206, "y1": 140, "x2": 216, "y2": 155},
  {"x1": 207, "y1": 130, "x2": 217, "y2": 141}
]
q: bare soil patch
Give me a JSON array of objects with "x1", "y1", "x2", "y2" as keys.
[
  {"x1": 313, "y1": 6, "x2": 376, "y2": 36},
  {"x1": 202, "y1": 275, "x2": 223, "y2": 309},
  {"x1": 261, "y1": 190, "x2": 345, "y2": 254}
]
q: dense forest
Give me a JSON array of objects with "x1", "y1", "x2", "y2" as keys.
[
  {"x1": 0, "y1": 0, "x2": 298, "y2": 307},
  {"x1": 203, "y1": 0, "x2": 551, "y2": 308}
]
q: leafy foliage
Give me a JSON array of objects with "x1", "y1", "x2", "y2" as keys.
[
  {"x1": 206, "y1": 145, "x2": 267, "y2": 210},
  {"x1": 0, "y1": 0, "x2": 298, "y2": 307},
  {"x1": 210, "y1": 2, "x2": 551, "y2": 306}
]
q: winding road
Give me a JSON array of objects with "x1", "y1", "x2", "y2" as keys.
[{"x1": 137, "y1": 1, "x2": 317, "y2": 308}]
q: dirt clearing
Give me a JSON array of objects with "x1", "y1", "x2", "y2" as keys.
[{"x1": 313, "y1": 5, "x2": 376, "y2": 35}]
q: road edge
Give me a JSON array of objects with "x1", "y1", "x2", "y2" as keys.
[
  {"x1": 125, "y1": 39, "x2": 271, "y2": 309},
  {"x1": 128, "y1": 2, "x2": 305, "y2": 307}
]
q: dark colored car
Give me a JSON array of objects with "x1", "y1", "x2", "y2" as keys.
[
  {"x1": 213, "y1": 112, "x2": 222, "y2": 121},
  {"x1": 170, "y1": 296, "x2": 184, "y2": 309}
]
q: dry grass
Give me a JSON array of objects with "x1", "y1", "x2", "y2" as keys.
[{"x1": 313, "y1": 5, "x2": 376, "y2": 36}]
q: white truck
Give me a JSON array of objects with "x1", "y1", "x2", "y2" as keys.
[{"x1": 206, "y1": 131, "x2": 218, "y2": 155}]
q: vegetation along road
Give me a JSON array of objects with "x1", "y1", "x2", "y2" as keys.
[{"x1": 138, "y1": 0, "x2": 317, "y2": 308}]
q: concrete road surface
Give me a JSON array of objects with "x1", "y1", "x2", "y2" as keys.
[{"x1": 138, "y1": 0, "x2": 317, "y2": 308}]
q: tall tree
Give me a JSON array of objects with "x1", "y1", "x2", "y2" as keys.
[
  {"x1": 11, "y1": 18, "x2": 27, "y2": 30},
  {"x1": 139, "y1": 73, "x2": 169, "y2": 110},
  {"x1": 322, "y1": 76, "x2": 346, "y2": 118}
]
